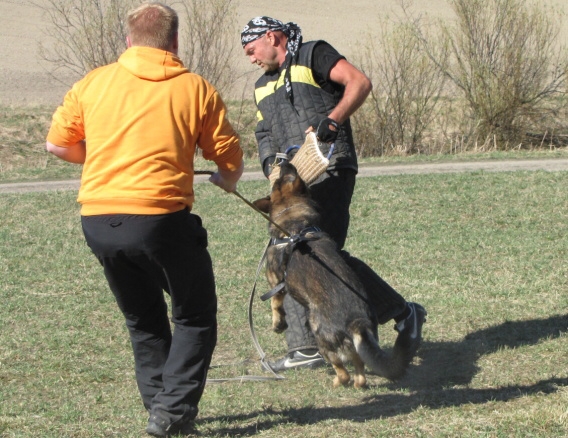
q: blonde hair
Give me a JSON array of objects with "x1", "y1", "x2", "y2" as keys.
[{"x1": 127, "y1": 2, "x2": 178, "y2": 50}]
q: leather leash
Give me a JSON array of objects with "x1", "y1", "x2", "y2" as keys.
[
  {"x1": 195, "y1": 170, "x2": 290, "y2": 237},
  {"x1": 207, "y1": 239, "x2": 285, "y2": 383},
  {"x1": 194, "y1": 170, "x2": 286, "y2": 382}
]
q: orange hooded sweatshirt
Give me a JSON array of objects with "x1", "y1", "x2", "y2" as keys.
[{"x1": 47, "y1": 46, "x2": 243, "y2": 216}]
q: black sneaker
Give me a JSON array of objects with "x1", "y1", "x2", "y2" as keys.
[
  {"x1": 146, "y1": 414, "x2": 199, "y2": 437},
  {"x1": 263, "y1": 351, "x2": 326, "y2": 372},
  {"x1": 394, "y1": 302, "x2": 427, "y2": 353}
]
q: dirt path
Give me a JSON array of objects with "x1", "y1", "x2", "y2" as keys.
[{"x1": 2, "y1": 158, "x2": 567, "y2": 194}]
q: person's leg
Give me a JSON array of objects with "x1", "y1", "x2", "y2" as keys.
[
  {"x1": 82, "y1": 214, "x2": 172, "y2": 410},
  {"x1": 82, "y1": 210, "x2": 217, "y2": 431},
  {"x1": 102, "y1": 255, "x2": 173, "y2": 410},
  {"x1": 341, "y1": 253, "x2": 407, "y2": 324},
  {"x1": 147, "y1": 211, "x2": 217, "y2": 427},
  {"x1": 311, "y1": 169, "x2": 426, "y2": 356},
  {"x1": 267, "y1": 295, "x2": 324, "y2": 371},
  {"x1": 282, "y1": 294, "x2": 316, "y2": 352},
  {"x1": 309, "y1": 168, "x2": 356, "y2": 250},
  {"x1": 311, "y1": 169, "x2": 406, "y2": 321}
]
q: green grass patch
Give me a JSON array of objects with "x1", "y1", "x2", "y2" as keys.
[{"x1": 1, "y1": 170, "x2": 566, "y2": 437}]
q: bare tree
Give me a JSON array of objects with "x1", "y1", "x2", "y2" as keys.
[
  {"x1": 177, "y1": 0, "x2": 237, "y2": 96},
  {"x1": 34, "y1": 0, "x2": 239, "y2": 97},
  {"x1": 34, "y1": 0, "x2": 134, "y2": 80},
  {"x1": 353, "y1": 16, "x2": 447, "y2": 156}
]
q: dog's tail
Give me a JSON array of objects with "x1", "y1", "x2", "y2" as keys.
[{"x1": 353, "y1": 326, "x2": 408, "y2": 380}]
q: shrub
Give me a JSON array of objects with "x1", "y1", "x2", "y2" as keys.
[
  {"x1": 353, "y1": 16, "x2": 447, "y2": 156},
  {"x1": 34, "y1": 0, "x2": 133, "y2": 78},
  {"x1": 177, "y1": 0, "x2": 238, "y2": 97},
  {"x1": 423, "y1": 0, "x2": 568, "y2": 146}
]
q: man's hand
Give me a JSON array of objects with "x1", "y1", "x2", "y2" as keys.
[
  {"x1": 208, "y1": 160, "x2": 244, "y2": 193},
  {"x1": 314, "y1": 117, "x2": 340, "y2": 143}
]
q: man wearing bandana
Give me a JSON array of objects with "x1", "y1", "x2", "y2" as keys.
[{"x1": 242, "y1": 17, "x2": 427, "y2": 372}]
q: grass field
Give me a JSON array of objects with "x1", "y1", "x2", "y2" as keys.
[{"x1": 1, "y1": 169, "x2": 567, "y2": 437}]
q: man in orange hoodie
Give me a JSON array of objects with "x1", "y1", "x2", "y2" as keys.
[{"x1": 46, "y1": 3, "x2": 243, "y2": 436}]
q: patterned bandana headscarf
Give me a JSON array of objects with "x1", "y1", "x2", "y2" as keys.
[{"x1": 241, "y1": 16, "x2": 302, "y2": 102}]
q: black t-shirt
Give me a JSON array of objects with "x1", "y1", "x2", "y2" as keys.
[{"x1": 311, "y1": 41, "x2": 346, "y2": 95}]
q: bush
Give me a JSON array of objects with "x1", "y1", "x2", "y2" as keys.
[
  {"x1": 423, "y1": 0, "x2": 568, "y2": 146},
  {"x1": 34, "y1": 0, "x2": 133, "y2": 78},
  {"x1": 353, "y1": 16, "x2": 447, "y2": 156},
  {"x1": 177, "y1": 0, "x2": 238, "y2": 97}
]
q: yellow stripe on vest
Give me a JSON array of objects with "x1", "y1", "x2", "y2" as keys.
[{"x1": 255, "y1": 65, "x2": 320, "y2": 121}]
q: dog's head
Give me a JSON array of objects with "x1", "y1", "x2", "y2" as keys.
[
  {"x1": 253, "y1": 162, "x2": 309, "y2": 213},
  {"x1": 271, "y1": 161, "x2": 310, "y2": 204},
  {"x1": 253, "y1": 162, "x2": 319, "y2": 236}
]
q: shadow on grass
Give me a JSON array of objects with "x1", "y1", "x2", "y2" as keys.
[
  {"x1": 404, "y1": 313, "x2": 568, "y2": 390},
  {"x1": 203, "y1": 313, "x2": 568, "y2": 436}
]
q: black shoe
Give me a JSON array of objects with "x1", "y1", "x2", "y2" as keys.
[
  {"x1": 146, "y1": 414, "x2": 199, "y2": 437},
  {"x1": 263, "y1": 351, "x2": 326, "y2": 372},
  {"x1": 394, "y1": 302, "x2": 427, "y2": 353}
]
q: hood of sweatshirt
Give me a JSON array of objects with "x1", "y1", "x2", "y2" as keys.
[{"x1": 117, "y1": 46, "x2": 188, "y2": 81}]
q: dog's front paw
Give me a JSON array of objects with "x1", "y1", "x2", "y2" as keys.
[{"x1": 272, "y1": 318, "x2": 288, "y2": 333}]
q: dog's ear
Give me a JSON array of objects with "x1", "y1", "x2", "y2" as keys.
[
  {"x1": 252, "y1": 195, "x2": 271, "y2": 213},
  {"x1": 280, "y1": 172, "x2": 308, "y2": 197},
  {"x1": 292, "y1": 174, "x2": 308, "y2": 195}
]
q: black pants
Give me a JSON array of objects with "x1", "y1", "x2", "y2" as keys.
[
  {"x1": 282, "y1": 169, "x2": 407, "y2": 353},
  {"x1": 81, "y1": 209, "x2": 217, "y2": 424}
]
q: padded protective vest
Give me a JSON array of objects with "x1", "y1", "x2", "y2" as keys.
[{"x1": 254, "y1": 41, "x2": 358, "y2": 172}]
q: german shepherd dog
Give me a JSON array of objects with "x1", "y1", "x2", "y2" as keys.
[{"x1": 253, "y1": 162, "x2": 408, "y2": 388}]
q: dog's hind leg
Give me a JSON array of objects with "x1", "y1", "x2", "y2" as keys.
[
  {"x1": 352, "y1": 354, "x2": 367, "y2": 389},
  {"x1": 326, "y1": 351, "x2": 351, "y2": 388}
]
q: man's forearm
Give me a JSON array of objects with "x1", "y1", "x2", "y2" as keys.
[
  {"x1": 46, "y1": 140, "x2": 86, "y2": 164},
  {"x1": 329, "y1": 79, "x2": 372, "y2": 124}
]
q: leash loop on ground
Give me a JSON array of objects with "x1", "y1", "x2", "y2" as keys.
[
  {"x1": 195, "y1": 170, "x2": 285, "y2": 382},
  {"x1": 247, "y1": 239, "x2": 285, "y2": 380}
]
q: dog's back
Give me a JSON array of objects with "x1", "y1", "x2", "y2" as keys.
[{"x1": 285, "y1": 236, "x2": 374, "y2": 342}]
